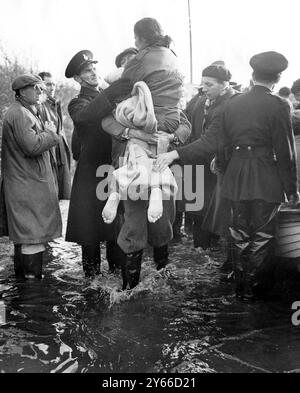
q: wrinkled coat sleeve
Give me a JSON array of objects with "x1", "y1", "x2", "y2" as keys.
[
  {"x1": 272, "y1": 100, "x2": 298, "y2": 197},
  {"x1": 11, "y1": 107, "x2": 59, "y2": 157},
  {"x1": 176, "y1": 107, "x2": 222, "y2": 164},
  {"x1": 71, "y1": 127, "x2": 81, "y2": 161},
  {"x1": 174, "y1": 111, "x2": 191, "y2": 145},
  {"x1": 68, "y1": 92, "x2": 114, "y2": 130}
]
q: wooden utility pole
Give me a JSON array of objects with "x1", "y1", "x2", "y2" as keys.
[{"x1": 188, "y1": 0, "x2": 193, "y2": 84}]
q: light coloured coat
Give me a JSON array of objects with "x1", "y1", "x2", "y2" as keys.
[{"x1": 1, "y1": 100, "x2": 62, "y2": 244}]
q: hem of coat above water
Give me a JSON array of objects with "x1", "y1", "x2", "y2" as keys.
[
  {"x1": 220, "y1": 193, "x2": 284, "y2": 204},
  {"x1": 8, "y1": 231, "x2": 63, "y2": 245}
]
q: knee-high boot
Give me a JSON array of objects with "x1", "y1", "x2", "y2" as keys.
[
  {"x1": 106, "y1": 240, "x2": 126, "y2": 272},
  {"x1": 230, "y1": 226, "x2": 252, "y2": 299},
  {"x1": 153, "y1": 244, "x2": 169, "y2": 270},
  {"x1": 122, "y1": 250, "x2": 143, "y2": 290},
  {"x1": 14, "y1": 244, "x2": 24, "y2": 277},
  {"x1": 81, "y1": 245, "x2": 101, "y2": 277},
  {"x1": 22, "y1": 252, "x2": 43, "y2": 279},
  {"x1": 220, "y1": 237, "x2": 234, "y2": 272}
]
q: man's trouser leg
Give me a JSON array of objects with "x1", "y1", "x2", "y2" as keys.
[
  {"x1": 150, "y1": 197, "x2": 175, "y2": 270},
  {"x1": 231, "y1": 200, "x2": 279, "y2": 300},
  {"x1": 81, "y1": 244, "x2": 101, "y2": 277},
  {"x1": 106, "y1": 240, "x2": 126, "y2": 272},
  {"x1": 230, "y1": 201, "x2": 252, "y2": 298},
  {"x1": 118, "y1": 198, "x2": 148, "y2": 289},
  {"x1": 248, "y1": 200, "x2": 279, "y2": 298}
]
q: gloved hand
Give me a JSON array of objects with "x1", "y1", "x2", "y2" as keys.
[{"x1": 104, "y1": 78, "x2": 133, "y2": 105}]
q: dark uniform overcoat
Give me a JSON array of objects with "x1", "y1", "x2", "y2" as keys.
[
  {"x1": 65, "y1": 86, "x2": 117, "y2": 245},
  {"x1": 179, "y1": 85, "x2": 297, "y2": 203}
]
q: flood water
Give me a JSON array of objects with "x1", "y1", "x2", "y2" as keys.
[{"x1": 1, "y1": 201, "x2": 300, "y2": 373}]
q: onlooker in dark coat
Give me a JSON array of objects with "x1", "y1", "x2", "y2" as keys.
[
  {"x1": 64, "y1": 50, "x2": 132, "y2": 277},
  {"x1": 183, "y1": 63, "x2": 234, "y2": 250}
]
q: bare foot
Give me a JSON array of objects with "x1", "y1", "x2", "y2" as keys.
[
  {"x1": 102, "y1": 192, "x2": 120, "y2": 224},
  {"x1": 147, "y1": 188, "x2": 163, "y2": 223}
]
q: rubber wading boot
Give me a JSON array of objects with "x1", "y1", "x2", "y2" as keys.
[
  {"x1": 106, "y1": 241, "x2": 126, "y2": 273},
  {"x1": 153, "y1": 244, "x2": 169, "y2": 271},
  {"x1": 82, "y1": 245, "x2": 101, "y2": 278},
  {"x1": 14, "y1": 244, "x2": 25, "y2": 277},
  {"x1": 22, "y1": 252, "x2": 43, "y2": 279},
  {"x1": 122, "y1": 250, "x2": 143, "y2": 290}
]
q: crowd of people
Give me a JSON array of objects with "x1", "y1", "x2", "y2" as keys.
[{"x1": 0, "y1": 17, "x2": 299, "y2": 302}]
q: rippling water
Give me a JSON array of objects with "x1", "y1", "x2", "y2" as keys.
[{"x1": 1, "y1": 201, "x2": 300, "y2": 373}]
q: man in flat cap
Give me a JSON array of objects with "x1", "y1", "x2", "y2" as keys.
[
  {"x1": 65, "y1": 50, "x2": 132, "y2": 277},
  {"x1": 179, "y1": 62, "x2": 236, "y2": 256},
  {"x1": 0, "y1": 74, "x2": 62, "y2": 279},
  {"x1": 156, "y1": 51, "x2": 299, "y2": 301}
]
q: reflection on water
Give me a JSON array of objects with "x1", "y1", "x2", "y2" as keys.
[{"x1": 1, "y1": 201, "x2": 300, "y2": 373}]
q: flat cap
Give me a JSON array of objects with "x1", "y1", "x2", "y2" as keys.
[
  {"x1": 202, "y1": 64, "x2": 232, "y2": 82},
  {"x1": 65, "y1": 50, "x2": 98, "y2": 78},
  {"x1": 12, "y1": 74, "x2": 44, "y2": 91},
  {"x1": 250, "y1": 51, "x2": 288, "y2": 75},
  {"x1": 115, "y1": 47, "x2": 138, "y2": 68}
]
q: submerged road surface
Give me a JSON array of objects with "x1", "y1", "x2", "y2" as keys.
[{"x1": 0, "y1": 201, "x2": 300, "y2": 373}]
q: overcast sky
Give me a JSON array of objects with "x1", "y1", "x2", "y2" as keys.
[{"x1": 0, "y1": 0, "x2": 299, "y2": 89}]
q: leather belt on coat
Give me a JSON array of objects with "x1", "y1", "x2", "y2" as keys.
[{"x1": 232, "y1": 145, "x2": 275, "y2": 159}]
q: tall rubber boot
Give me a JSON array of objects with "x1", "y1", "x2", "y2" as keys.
[
  {"x1": 13, "y1": 244, "x2": 25, "y2": 278},
  {"x1": 220, "y1": 237, "x2": 234, "y2": 273},
  {"x1": 82, "y1": 245, "x2": 101, "y2": 278},
  {"x1": 106, "y1": 240, "x2": 126, "y2": 273},
  {"x1": 153, "y1": 244, "x2": 169, "y2": 270},
  {"x1": 248, "y1": 233, "x2": 276, "y2": 300},
  {"x1": 122, "y1": 250, "x2": 143, "y2": 290},
  {"x1": 22, "y1": 252, "x2": 43, "y2": 279},
  {"x1": 230, "y1": 226, "x2": 251, "y2": 300}
]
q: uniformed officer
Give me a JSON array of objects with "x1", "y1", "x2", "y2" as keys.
[
  {"x1": 156, "y1": 51, "x2": 299, "y2": 301},
  {"x1": 65, "y1": 50, "x2": 132, "y2": 277}
]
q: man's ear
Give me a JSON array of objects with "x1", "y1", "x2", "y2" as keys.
[{"x1": 74, "y1": 75, "x2": 81, "y2": 84}]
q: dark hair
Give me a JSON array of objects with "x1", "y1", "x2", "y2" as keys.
[
  {"x1": 291, "y1": 79, "x2": 300, "y2": 95},
  {"x1": 38, "y1": 71, "x2": 52, "y2": 81},
  {"x1": 252, "y1": 70, "x2": 280, "y2": 84},
  {"x1": 278, "y1": 86, "x2": 291, "y2": 98},
  {"x1": 134, "y1": 17, "x2": 172, "y2": 48}
]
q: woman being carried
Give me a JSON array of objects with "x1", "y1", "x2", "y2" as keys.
[{"x1": 102, "y1": 17, "x2": 185, "y2": 225}]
